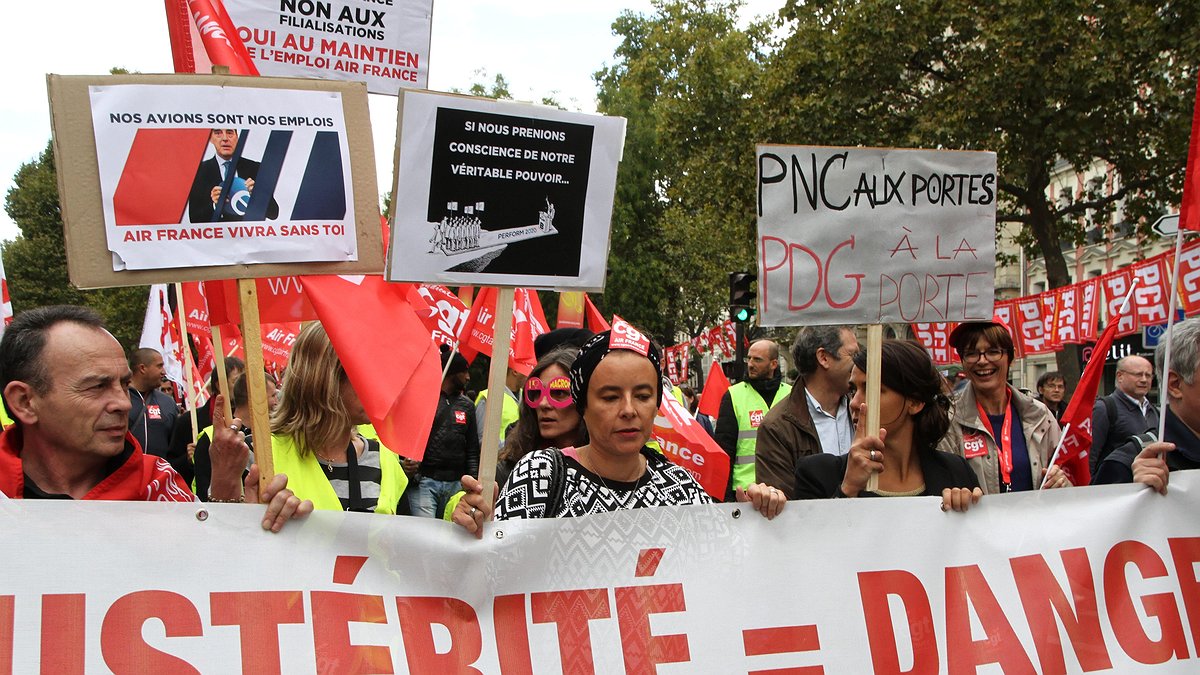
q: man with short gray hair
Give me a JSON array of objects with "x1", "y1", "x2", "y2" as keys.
[
  {"x1": 755, "y1": 326, "x2": 859, "y2": 498},
  {"x1": 1090, "y1": 354, "x2": 1158, "y2": 472},
  {"x1": 1094, "y1": 318, "x2": 1200, "y2": 486}
]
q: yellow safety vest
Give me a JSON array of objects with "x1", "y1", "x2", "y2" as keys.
[
  {"x1": 271, "y1": 424, "x2": 407, "y2": 514},
  {"x1": 0, "y1": 405, "x2": 13, "y2": 429},
  {"x1": 475, "y1": 388, "x2": 520, "y2": 444},
  {"x1": 191, "y1": 425, "x2": 214, "y2": 495},
  {"x1": 729, "y1": 381, "x2": 792, "y2": 489}
]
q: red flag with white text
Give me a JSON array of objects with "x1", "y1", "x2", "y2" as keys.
[
  {"x1": 163, "y1": 0, "x2": 258, "y2": 75},
  {"x1": 1101, "y1": 269, "x2": 1139, "y2": 337},
  {"x1": 459, "y1": 287, "x2": 549, "y2": 374},
  {"x1": 653, "y1": 389, "x2": 730, "y2": 501},
  {"x1": 1179, "y1": 70, "x2": 1200, "y2": 232},
  {"x1": 302, "y1": 275, "x2": 441, "y2": 460}
]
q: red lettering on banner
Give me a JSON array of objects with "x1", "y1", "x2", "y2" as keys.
[
  {"x1": 395, "y1": 597, "x2": 483, "y2": 673},
  {"x1": 42, "y1": 594, "x2": 86, "y2": 673},
  {"x1": 210, "y1": 591, "x2": 305, "y2": 674},
  {"x1": 945, "y1": 565, "x2": 1036, "y2": 673},
  {"x1": 1104, "y1": 540, "x2": 1190, "y2": 664},
  {"x1": 1102, "y1": 272, "x2": 1138, "y2": 337},
  {"x1": 0, "y1": 595, "x2": 11, "y2": 674},
  {"x1": 1009, "y1": 550, "x2": 1112, "y2": 673},
  {"x1": 857, "y1": 569, "x2": 939, "y2": 674},
  {"x1": 310, "y1": 591, "x2": 394, "y2": 674},
  {"x1": 614, "y1": 583, "x2": 691, "y2": 673},
  {"x1": 1169, "y1": 537, "x2": 1200, "y2": 651},
  {"x1": 1179, "y1": 244, "x2": 1200, "y2": 314},
  {"x1": 493, "y1": 595, "x2": 534, "y2": 675},
  {"x1": 531, "y1": 589, "x2": 611, "y2": 674},
  {"x1": 100, "y1": 591, "x2": 202, "y2": 674}
]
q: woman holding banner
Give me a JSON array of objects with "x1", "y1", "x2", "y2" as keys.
[
  {"x1": 453, "y1": 322, "x2": 785, "y2": 535},
  {"x1": 795, "y1": 339, "x2": 982, "y2": 511},
  {"x1": 937, "y1": 321, "x2": 1069, "y2": 495},
  {"x1": 267, "y1": 323, "x2": 409, "y2": 514}
]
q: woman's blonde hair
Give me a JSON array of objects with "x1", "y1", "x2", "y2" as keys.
[{"x1": 270, "y1": 322, "x2": 351, "y2": 455}]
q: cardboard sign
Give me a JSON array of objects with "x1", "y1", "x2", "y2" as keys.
[
  {"x1": 222, "y1": 0, "x2": 432, "y2": 94},
  {"x1": 756, "y1": 146, "x2": 997, "y2": 326},
  {"x1": 48, "y1": 74, "x2": 382, "y2": 289},
  {"x1": 387, "y1": 91, "x2": 626, "y2": 290}
]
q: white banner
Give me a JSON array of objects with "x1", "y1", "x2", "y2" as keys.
[
  {"x1": 756, "y1": 145, "x2": 997, "y2": 326},
  {"x1": 388, "y1": 91, "x2": 626, "y2": 291},
  {"x1": 226, "y1": 0, "x2": 432, "y2": 94},
  {"x1": 88, "y1": 84, "x2": 357, "y2": 271},
  {"x1": 2, "y1": 474, "x2": 1199, "y2": 672}
]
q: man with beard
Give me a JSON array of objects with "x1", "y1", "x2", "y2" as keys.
[
  {"x1": 716, "y1": 339, "x2": 791, "y2": 498},
  {"x1": 410, "y1": 345, "x2": 480, "y2": 517}
]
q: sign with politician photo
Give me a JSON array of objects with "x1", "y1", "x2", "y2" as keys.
[{"x1": 87, "y1": 83, "x2": 358, "y2": 271}]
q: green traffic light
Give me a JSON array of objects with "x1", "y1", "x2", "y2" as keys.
[{"x1": 733, "y1": 306, "x2": 752, "y2": 322}]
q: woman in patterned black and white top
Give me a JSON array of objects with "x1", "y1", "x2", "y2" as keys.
[{"x1": 453, "y1": 321, "x2": 786, "y2": 535}]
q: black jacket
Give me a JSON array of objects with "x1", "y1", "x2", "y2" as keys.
[
  {"x1": 419, "y1": 392, "x2": 480, "y2": 481},
  {"x1": 128, "y1": 388, "x2": 180, "y2": 462},
  {"x1": 1093, "y1": 405, "x2": 1200, "y2": 484},
  {"x1": 795, "y1": 449, "x2": 980, "y2": 499},
  {"x1": 1090, "y1": 391, "x2": 1158, "y2": 472},
  {"x1": 188, "y1": 156, "x2": 280, "y2": 222}
]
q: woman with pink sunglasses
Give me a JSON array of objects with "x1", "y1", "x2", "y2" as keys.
[{"x1": 494, "y1": 347, "x2": 586, "y2": 489}]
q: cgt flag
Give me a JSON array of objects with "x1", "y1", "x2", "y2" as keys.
[
  {"x1": 653, "y1": 388, "x2": 730, "y2": 500},
  {"x1": 302, "y1": 275, "x2": 441, "y2": 460}
]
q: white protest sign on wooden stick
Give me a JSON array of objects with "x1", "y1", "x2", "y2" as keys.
[{"x1": 756, "y1": 145, "x2": 997, "y2": 492}]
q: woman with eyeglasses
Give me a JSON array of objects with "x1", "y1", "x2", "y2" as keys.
[
  {"x1": 937, "y1": 321, "x2": 1068, "y2": 494},
  {"x1": 494, "y1": 347, "x2": 586, "y2": 490}
]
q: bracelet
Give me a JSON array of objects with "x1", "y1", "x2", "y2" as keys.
[{"x1": 208, "y1": 495, "x2": 245, "y2": 504}]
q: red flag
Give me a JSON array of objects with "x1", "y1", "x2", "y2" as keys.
[
  {"x1": 992, "y1": 300, "x2": 1025, "y2": 359},
  {"x1": 1054, "y1": 316, "x2": 1125, "y2": 487},
  {"x1": 301, "y1": 275, "x2": 441, "y2": 460},
  {"x1": 1077, "y1": 279, "x2": 1101, "y2": 342},
  {"x1": 1132, "y1": 255, "x2": 1172, "y2": 328},
  {"x1": 910, "y1": 323, "x2": 957, "y2": 366},
  {"x1": 459, "y1": 288, "x2": 549, "y2": 374},
  {"x1": 164, "y1": 0, "x2": 259, "y2": 75},
  {"x1": 260, "y1": 322, "x2": 301, "y2": 372},
  {"x1": 1013, "y1": 296, "x2": 1051, "y2": 354},
  {"x1": 1101, "y1": 269, "x2": 1139, "y2": 337},
  {"x1": 205, "y1": 277, "x2": 318, "y2": 327},
  {"x1": 653, "y1": 389, "x2": 730, "y2": 500},
  {"x1": 1177, "y1": 239, "x2": 1200, "y2": 315},
  {"x1": 409, "y1": 284, "x2": 470, "y2": 349},
  {"x1": 583, "y1": 293, "x2": 610, "y2": 331},
  {"x1": 697, "y1": 361, "x2": 730, "y2": 419},
  {"x1": 1180, "y1": 69, "x2": 1200, "y2": 232}
]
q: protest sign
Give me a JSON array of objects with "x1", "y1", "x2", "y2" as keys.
[
  {"x1": 48, "y1": 74, "x2": 382, "y2": 289},
  {"x1": 387, "y1": 91, "x2": 626, "y2": 290},
  {"x1": 167, "y1": 0, "x2": 432, "y2": 94},
  {"x1": 756, "y1": 146, "x2": 997, "y2": 326},
  {"x1": 2, "y1": 475, "x2": 1198, "y2": 672}
]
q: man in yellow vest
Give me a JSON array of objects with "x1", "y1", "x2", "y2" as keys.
[
  {"x1": 474, "y1": 366, "x2": 526, "y2": 447},
  {"x1": 715, "y1": 339, "x2": 791, "y2": 498}
]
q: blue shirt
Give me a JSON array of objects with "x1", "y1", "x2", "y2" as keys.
[{"x1": 987, "y1": 405, "x2": 1031, "y2": 492}]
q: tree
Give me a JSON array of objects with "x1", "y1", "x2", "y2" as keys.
[
  {"x1": 3, "y1": 142, "x2": 149, "y2": 349},
  {"x1": 758, "y1": 0, "x2": 1199, "y2": 384},
  {"x1": 596, "y1": 0, "x2": 769, "y2": 344}
]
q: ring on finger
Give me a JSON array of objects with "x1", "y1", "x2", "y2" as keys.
[
  {"x1": 469, "y1": 506, "x2": 477, "y2": 517},
  {"x1": 869, "y1": 450, "x2": 877, "y2": 461},
  {"x1": 229, "y1": 424, "x2": 239, "y2": 431}
]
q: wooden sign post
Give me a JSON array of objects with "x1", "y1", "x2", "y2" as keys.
[{"x1": 476, "y1": 286, "x2": 515, "y2": 509}]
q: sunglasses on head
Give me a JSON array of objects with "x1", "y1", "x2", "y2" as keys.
[{"x1": 524, "y1": 376, "x2": 573, "y2": 408}]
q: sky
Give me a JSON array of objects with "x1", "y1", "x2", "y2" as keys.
[{"x1": 0, "y1": 0, "x2": 784, "y2": 243}]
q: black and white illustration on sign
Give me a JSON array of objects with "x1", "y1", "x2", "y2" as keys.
[
  {"x1": 426, "y1": 107, "x2": 592, "y2": 275},
  {"x1": 388, "y1": 91, "x2": 625, "y2": 290}
]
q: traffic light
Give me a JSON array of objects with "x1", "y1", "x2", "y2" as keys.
[{"x1": 729, "y1": 271, "x2": 757, "y2": 323}]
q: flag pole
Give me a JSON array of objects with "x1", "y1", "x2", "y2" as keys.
[
  {"x1": 1156, "y1": 227, "x2": 1187, "y2": 439},
  {"x1": 238, "y1": 279, "x2": 274, "y2": 491},
  {"x1": 175, "y1": 282, "x2": 200, "y2": 444},
  {"x1": 478, "y1": 286, "x2": 515, "y2": 519}
]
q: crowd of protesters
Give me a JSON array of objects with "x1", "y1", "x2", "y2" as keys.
[{"x1": 0, "y1": 305, "x2": 1191, "y2": 533}]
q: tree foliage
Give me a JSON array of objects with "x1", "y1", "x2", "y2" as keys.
[
  {"x1": 596, "y1": 0, "x2": 1198, "y2": 380},
  {"x1": 595, "y1": 0, "x2": 769, "y2": 343},
  {"x1": 3, "y1": 142, "x2": 148, "y2": 350}
]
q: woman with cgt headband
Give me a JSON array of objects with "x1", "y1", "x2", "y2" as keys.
[{"x1": 453, "y1": 320, "x2": 786, "y2": 536}]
